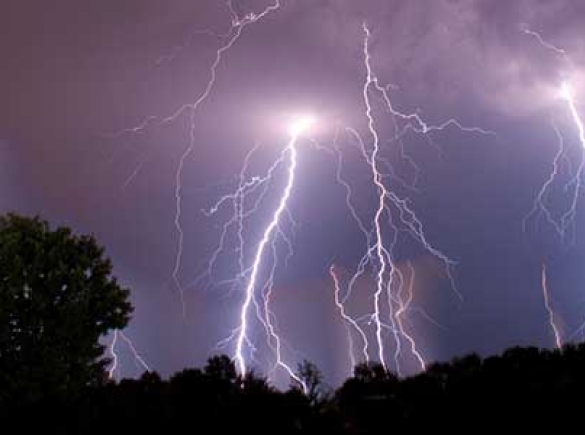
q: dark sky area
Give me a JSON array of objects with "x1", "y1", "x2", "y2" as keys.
[{"x1": 2, "y1": 0, "x2": 585, "y2": 387}]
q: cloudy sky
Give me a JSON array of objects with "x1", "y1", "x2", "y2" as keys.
[{"x1": 2, "y1": 0, "x2": 585, "y2": 387}]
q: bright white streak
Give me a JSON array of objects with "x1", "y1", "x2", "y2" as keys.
[
  {"x1": 362, "y1": 22, "x2": 391, "y2": 369},
  {"x1": 560, "y1": 82, "x2": 585, "y2": 233},
  {"x1": 234, "y1": 130, "x2": 301, "y2": 378}
]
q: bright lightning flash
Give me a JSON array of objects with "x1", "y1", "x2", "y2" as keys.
[
  {"x1": 232, "y1": 117, "x2": 312, "y2": 392},
  {"x1": 560, "y1": 82, "x2": 573, "y2": 102},
  {"x1": 288, "y1": 115, "x2": 316, "y2": 137}
]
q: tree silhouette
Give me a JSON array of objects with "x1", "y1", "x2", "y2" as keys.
[{"x1": 0, "y1": 214, "x2": 132, "y2": 406}]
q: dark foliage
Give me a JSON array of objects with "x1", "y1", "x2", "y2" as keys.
[
  {"x1": 0, "y1": 214, "x2": 132, "y2": 407},
  {"x1": 6, "y1": 344, "x2": 585, "y2": 434}
]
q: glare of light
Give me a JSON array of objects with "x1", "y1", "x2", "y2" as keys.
[
  {"x1": 288, "y1": 115, "x2": 316, "y2": 137},
  {"x1": 560, "y1": 82, "x2": 572, "y2": 101}
]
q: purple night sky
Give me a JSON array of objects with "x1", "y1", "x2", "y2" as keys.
[{"x1": 2, "y1": 0, "x2": 585, "y2": 387}]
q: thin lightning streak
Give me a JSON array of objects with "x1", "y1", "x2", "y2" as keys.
[
  {"x1": 541, "y1": 264, "x2": 562, "y2": 349},
  {"x1": 198, "y1": 144, "x2": 285, "y2": 291},
  {"x1": 385, "y1": 207, "x2": 404, "y2": 376},
  {"x1": 262, "y1": 239, "x2": 306, "y2": 391},
  {"x1": 362, "y1": 22, "x2": 392, "y2": 369},
  {"x1": 523, "y1": 121, "x2": 567, "y2": 236},
  {"x1": 122, "y1": 155, "x2": 150, "y2": 191},
  {"x1": 395, "y1": 262, "x2": 426, "y2": 370},
  {"x1": 329, "y1": 265, "x2": 369, "y2": 374},
  {"x1": 255, "y1": 239, "x2": 281, "y2": 368},
  {"x1": 331, "y1": 130, "x2": 377, "y2": 307},
  {"x1": 247, "y1": 225, "x2": 302, "y2": 387},
  {"x1": 369, "y1": 69, "x2": 496, "y2": 138},
  {"x1": 119, "y1": 331, "x2": 151, "y2": 373},
  {"x1": 108, "y1": 330, "x2": 119, "y2": 379},
  {"x1": 333, "y1": 133, "x2": 372, "y2": 242},
  {"x1": 107, "y1": 330, "x2": 151, "y2": 379},
  {"x1": 520, "y1": 25, "x2": 568, "y2": 58},
  {"x1": 155, "y1": 29, "x2": 222, "y2": 68}
]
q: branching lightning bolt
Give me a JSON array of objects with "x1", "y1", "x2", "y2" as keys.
[
  {"x1": 113, "y1": 1, "x2": 282, "y2": 317},
  {"x1": 233, "y1": 126, "x2": 305, "y2": 391},
  {"x1": 171, "y1": 1, "x2": 282, "y2": 318},
  {"x1": 523, "y1": 90, "x2": 585, "y2": 239},
  {"x1": 202, "y1": 116, "x2": 311, "y2": 390},
  {"x1": 201, "y1": 128, "x2": 311, "y2": 390},
  {"x1": 521, "y1": 25, "x2": 585, "y2": 240},
  {"x1": 522, "y1": 26, "x2": 585, "y2": 348},
  {"x1": 328, "y1": 22, "x2": 494, "y2": 374}
]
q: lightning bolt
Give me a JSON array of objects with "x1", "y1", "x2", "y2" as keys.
[
  {"x1": 233, "y1": 126, "x2": 305, "y2": 391},
  {"x1": 541, "y1": 263, "x2": 562, "y2": 349},
  {"x1": 107, "y1": 330, "x2": 150, "y2": 379}
]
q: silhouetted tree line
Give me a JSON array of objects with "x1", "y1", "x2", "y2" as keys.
[
  {"x1": 5, "y1": 344, "x2": 585, "y2": 433},
  {"x1": 1, "y1": 214, "x2": 583, "y2": 433}
]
